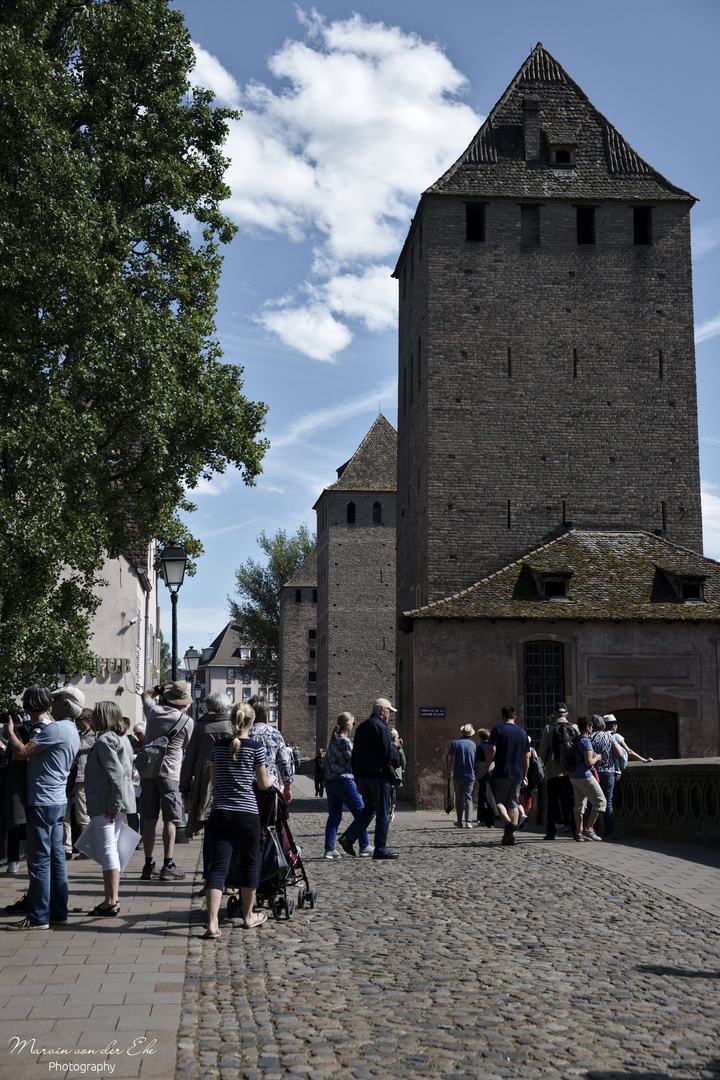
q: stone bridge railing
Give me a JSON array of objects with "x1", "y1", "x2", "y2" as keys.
[{"x1": 614, "y1": 759, "x2": 720, "y2": 846}]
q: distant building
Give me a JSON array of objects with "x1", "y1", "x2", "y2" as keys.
[
  {"x1": 278, "y1": 548, "x2": 318, "y2": 757},
  {"x1": 313, "y1": 415, "x2": 397, "y2": 748},
  {"x1": 195, "y1": 621, "x2": 275, "y2": 722},
  {"x1": 393, "y1": 44, "x2": 714, "y2": 806},
  {"x1": 64, "y1": 543, "x2": 159, "y2": 726}
]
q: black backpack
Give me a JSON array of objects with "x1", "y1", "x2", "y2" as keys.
[
  {"x1": 551, "y1": 721, "x2": 575, "y2": 764},
  {"x1": 560, "y1": 734, "x2": 583, "y2": 774}
]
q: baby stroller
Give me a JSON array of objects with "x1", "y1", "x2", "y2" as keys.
[{"x1": 225, "y1": 786, "x2": 317, "y2": 922}]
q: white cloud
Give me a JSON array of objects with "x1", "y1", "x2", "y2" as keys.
[
  {"x1": 270, "y1": 377, "x2": 397, "y2": 449},
  {"x1": 695, "y1": 312, "x2": 720, "y2": 345},
  {"x1": 692, "y1": 218, "x2": 720, "y2": 260},
  {"x1": 702, "y1": 484, "x2": 720, "y2": 560},
  {"x1": 258, "y1": 302, "x2": 353, "y2": 361},
  {"x1": 322, "y1": 265, "x2": 397, "y2": 332},
  {"x1": 191, "y1": 43, "x2": 241, "y2": 108},
  {"x1": 185, "y1": 474, "x2": 233, "y2": 497},
  {"x1": 192, "y1": 15, "x2": 481, "y2": 360}
]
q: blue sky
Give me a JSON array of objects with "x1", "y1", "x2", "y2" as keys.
[{"x1": 164, "y1": 0, "x2": 720, "y2": 659}]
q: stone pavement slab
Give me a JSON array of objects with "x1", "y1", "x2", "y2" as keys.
[{"x1": 0, "y1": 832, "x2": 199, "y2": 1080}]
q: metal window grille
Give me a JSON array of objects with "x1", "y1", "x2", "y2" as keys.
[{"x1": 524, "y1": 641, "x2": 564, "y2": 744}]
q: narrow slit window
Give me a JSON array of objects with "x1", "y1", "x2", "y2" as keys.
[
  {"x1": 573, "y1": 349, "x2": 578, "y2": 378},
  {"x1": 466, "y1": 203, "x2": 486, "y2": 242},
  {"x1": 634, "y1": 207, "x2": 652, "y2": 245},
  {"x1": 507, "y1": 347, "x2": 512, "y2": 377},
  {"x1": 373, "y1": 502, "x2": 382, "y2": 525},
  {"x1": 520, "y1": 205, "x2": 540, "y2": 246},
  {"x1": 347, "y1": 501, "x2": 356, "y2": 524},
  {"x1": 658, "y1": 349, "x2": 664, "y2": 380},
  {"x1": 295, "y1": 589, "x2": 302, "y2": 604},
  {"x1": 576, "y1": 206, "x2": 595, "y2": 245},
  {"x1": 417, "y1": 336, "x2": 422, "y2": 389}
]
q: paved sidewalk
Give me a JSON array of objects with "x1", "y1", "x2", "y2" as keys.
[
  {"x1": 2, "y1": 789, "x2": 720, "y2": 1080},
  {"x1": 0, "y1": 835, "x2": 200, "y2": 1080}
]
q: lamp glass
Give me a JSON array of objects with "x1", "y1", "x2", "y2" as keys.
[
  {"x1": 160, "y1": 544, "x2": 187, "y2": 589},
  {"x1": 193, "y1": 683, "x2": 203, "y2": 701},
  {"x1": 184, "y1": 647, "x2": 200, "y2": 674}
]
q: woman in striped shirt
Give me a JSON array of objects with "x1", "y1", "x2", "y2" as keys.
[{"x1": 205, "y1": 704, "x2": 274, "y2": 937}]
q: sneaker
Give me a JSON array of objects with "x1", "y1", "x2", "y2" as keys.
[
  {"x1": 338, "y1": 835, "x2": 356, "y2": 858},
  {"x1": 463, "y1": 822, "x2": 474, "y2": 829},
  {"x1": 517, "y1": 813, "x2": 528, "y2": 831},
  {"x1": 501, "y1": 833, "x2": 517, "y2": 846},
  {"x1": 574, "y1": 835, "x2": 587, "y2": 842},
  {"x1": 323, "y1": 849, "x2": 343, "y2": 859},
  {"x1": 359, "y1": 845, "x2": 374, "y2": 857},
  {"x1": 582, "y1": 828, "x2": 602, "y2": 842},
  {"x1": 454, "y1": 821, "x2": 463, "y2": 828},
  {"x1": 556, "y1": 823, "x2": 569, "y2": 832},
  {"x1": 159, "y1": 862, "x2": 186, "y2": 881},
  {"x1": 5, "y1": 861, "x2": 19, "y2": 875},
  {"x1": 8, "y1": 917, "x2": 49, "y2": 931},
  {"x1": 4, "y1": 894, "x2": 27, "y2": 913},
  {"x1": 140, "y1": 860, "x2": 160, "y2": 880}
]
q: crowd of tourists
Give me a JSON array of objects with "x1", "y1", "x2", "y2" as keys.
[
  {"x1": 447, "y1": 702, "x2": 652, "y2": 846},
  {"x1": 0, "y1": 680, "x2": 294, "y2": 933}
]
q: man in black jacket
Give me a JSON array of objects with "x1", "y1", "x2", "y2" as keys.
[{"x1": 338, "y1": 698, "x2": 400, "y2": 861}]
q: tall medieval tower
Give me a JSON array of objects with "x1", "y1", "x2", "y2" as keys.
[
  {"x1": 314, "y1": 415, "x2": 397, "y2": 747},
  {"x1": 394, "y1": 44, "x2": 702, "y2": 772}
]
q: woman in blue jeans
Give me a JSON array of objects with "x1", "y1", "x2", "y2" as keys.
[{"x1": 323, "y1": 713, "x2": 372, "y2": 858}]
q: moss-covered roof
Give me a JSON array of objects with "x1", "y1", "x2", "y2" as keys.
[
  {"x1": 322, "y1": 414, "x2": 397, "y2": 494},
  {"x1": 405, "y1": 531, "x2": 720, "y2": 623}
]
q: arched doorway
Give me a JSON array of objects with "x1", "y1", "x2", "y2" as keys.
[{"x1": 612, "y1": 709, "x2": 678, "y2": 759}]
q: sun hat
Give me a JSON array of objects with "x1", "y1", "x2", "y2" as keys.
[{"x1": 165, "y1": 681, "x2": 192, "y2": 707}]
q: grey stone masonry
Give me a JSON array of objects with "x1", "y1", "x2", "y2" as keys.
[
  {"x1": 314, "y1": 416, "x2": 397, "y2": 748},
  {"x1": 393, "y1": 46, "x2": 702, "y2": 793},
  {"x1": 278, "y1": 548, "x2": 318, "y2": 758}
]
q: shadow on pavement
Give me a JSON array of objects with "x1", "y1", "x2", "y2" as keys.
[
  {"x1": 636, "y1": 964, "x2": 720, "y2": 979},
  {"x1": 586, "y1": 1064, "x2": 720, "y2": 1079}
]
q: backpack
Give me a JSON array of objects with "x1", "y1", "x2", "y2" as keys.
[
  {"x1": 551, "y1": 721, "x2": 575, "y2": 764},
  {"x1": 526, "y1": 748, "x2": 545, "y2": 791},
  {"x1": 134, "y1": 713, "x2": 190, "y2": 779},
  {"x1": 561, "y1": 734, "x2": 583, "y2": 774}
]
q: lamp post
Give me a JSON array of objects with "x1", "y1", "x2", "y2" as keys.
[
  {"x1": 193, "y1": 680, "x2": 203, "y2": 719},
  {"x1": 160, "y1": 544, "x2": 188, "y2": 681},
  {"x1": 184, "y1": 646, "x2": 201, "y2": 718}
]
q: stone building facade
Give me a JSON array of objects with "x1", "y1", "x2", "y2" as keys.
[
  {"x1": 393, "y1": 45, "x2": 712, "y2": 805},
  {"x1": 278, "y1": 549, "x2": 318, "y2": 757},
  {"x1": 313, "y1": 416, "x2": 397, "y2": 748},
  {"x1": 63, "y1": 544, "x2": 159, "y2": 726}
]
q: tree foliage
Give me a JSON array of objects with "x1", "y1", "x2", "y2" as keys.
[
  {"x1": 229, "y1": 526, "x2": 316, "y2": 689},
  {"x1": 0, "y1": 0, "x2": 268, "y2": 700}
]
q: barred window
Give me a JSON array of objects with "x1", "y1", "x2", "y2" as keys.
[{"x1": 524, "y1": 641, "x2": 564, "y2": 744}]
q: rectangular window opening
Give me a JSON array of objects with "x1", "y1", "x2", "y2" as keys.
[
  {"x1": 507, "y1": 500, "x2": 512, "y2": 529},
  {"x1": 658, "y1": 349, "x2": 664, "y2": 380},
  {"x1": 576, "y1": 206, "x2": 595, "y2": 245},
  {"x1": 520, "y1": 205, "x2": 540, "y2": 246},
  {"x1": 295, "y1": 589, "x2": 301, "y2": 603},
  {"x1": 573, "y1": 349, "x2": 578, "y2": 378},
  {"x1": 507, "y1": 347, "x2": 512, "y2": 378},
  {"x1": 634, "y1": 207, "x2": 652, "y2": 245},
  {"x1": 466, "y1": 203, "x2": 486, "y2": 242}
]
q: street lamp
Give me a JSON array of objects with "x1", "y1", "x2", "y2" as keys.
[
  {"x1": 193, "y1": 680, "x2": 203, "y2": 719},
  {"x1": 160, "y1": 544, "x2": 188, "y2": 681},
  {"x1": 184, "y1": 646, "x2": 201, "y2": 718}
]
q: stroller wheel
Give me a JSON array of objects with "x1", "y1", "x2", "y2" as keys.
[
  {"x1": 226, "y1": 894, "x2": 242, "y2": 919},
  {"x1": 284, "y1": 898, "x2": 295, "y2": 920},
  {"x1": 308, "y1": 887, "x2": 318, "y2": 909},
  {"x1": 297, "y1": 887, "x2": 306, "y2": 909}
]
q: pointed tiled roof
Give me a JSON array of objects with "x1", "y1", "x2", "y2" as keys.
[
  {"x1": 403, "y1": 531, "x2": 720, "y2": 623},
  {"x1": 201, "y1": 621, "x2": 245, "y2": 665},
  {"x1": 283, "y1": 547, "x2": 317, "y2": 589},
  {"x1": 320, "y1": 415, "x2": 397, "y2": 495},
  {"x1": 428, "y1": 43, "x2": 693, "y2": 202}
]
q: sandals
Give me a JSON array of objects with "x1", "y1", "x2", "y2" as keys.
[
  {"x1": 89, "y1": 902, "x2": 120, "y2": 917},
  {"x1": 242, "y1": 911, "x2": 268, "y2": 930},
  {"x1": 202, "y1": 929, "x2": 221, "y2": 939}
]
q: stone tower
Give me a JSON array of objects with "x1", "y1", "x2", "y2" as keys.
[
  {"x1": 393, "y1": 45, "x2": 702, "y2": 789},
  {"x1": 278, "y1": 547, "x2": 317, "y2": 758},
  {"x1": 314, "y1": 415, "x2": 397, "y2": 747}
]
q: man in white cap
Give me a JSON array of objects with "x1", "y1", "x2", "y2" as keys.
[
  {"x1": 5, "y1": 685, "x2": 83, "y2": 929},
  {"x1": 140, "y1": 683, "x2": 194, "y2": 881},
  {"x1": 338, "y1": 697, "x2": 400, "y2": 860}
]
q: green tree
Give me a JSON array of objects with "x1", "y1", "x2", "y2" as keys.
[
  {"x1": 229, "y1": 526, "x2": 316, "y2": 689},
  {"x1": 0, "y1": 0, "x2": 268, "y2": 700}
]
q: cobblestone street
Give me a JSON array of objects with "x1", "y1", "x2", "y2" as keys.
[{"x1": 178, "y1": 782, "x2": 720, "y2": 1080}]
